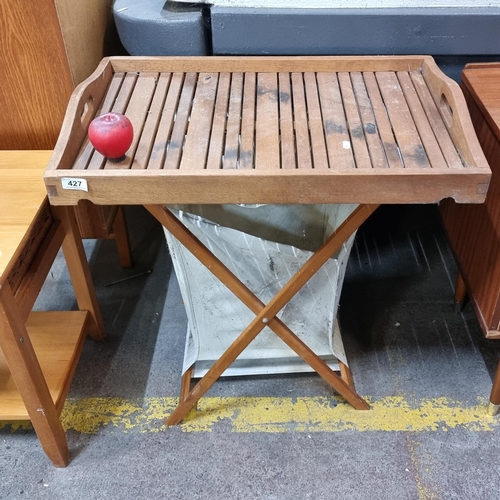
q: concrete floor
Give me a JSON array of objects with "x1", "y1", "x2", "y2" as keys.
[{"x1": 2, "y1": 203, "x2": 500, "y2": 499}]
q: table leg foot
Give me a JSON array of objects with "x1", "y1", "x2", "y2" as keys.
[
  {"x1": 487, "y1": 402, "x2": 500, "y2": 416},
  {"x1": 180, "y1": 365, "x2": 194, "y2": 402}
]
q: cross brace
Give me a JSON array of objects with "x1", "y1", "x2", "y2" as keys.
[{"x1": 146, "y1": 204, "x2": 379, "y2": 425}]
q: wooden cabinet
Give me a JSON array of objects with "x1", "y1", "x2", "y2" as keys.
[
  {"x1": 0, "y1": 1, "x2": 73, "y2": 150},
  {"x1": 0, "y1": 0, "x2": 119, "y2": 150},
  {"x1": 440, "y1": 63, "x2": 500, "y2": 339}
]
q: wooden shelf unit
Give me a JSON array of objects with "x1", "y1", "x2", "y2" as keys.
[{"x1": 0, "y1": 150, "x2": 105, "y2": 467}]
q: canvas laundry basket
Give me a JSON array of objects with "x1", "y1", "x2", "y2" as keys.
[{"x1": 163, "y1": 203, "x2": 358, "y2": 378}]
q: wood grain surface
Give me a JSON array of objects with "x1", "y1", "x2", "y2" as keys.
[{"x1": 0, "y1": 1, "x2": 73, "y2": 149}]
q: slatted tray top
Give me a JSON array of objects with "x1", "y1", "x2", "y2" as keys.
[{"x1": 45, "y1": 56, "x2": 490, "y2": 206}]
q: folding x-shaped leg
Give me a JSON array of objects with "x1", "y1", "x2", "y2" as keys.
[{"x1": 146, "y1": 204, "x2": 379, "y2": 425}]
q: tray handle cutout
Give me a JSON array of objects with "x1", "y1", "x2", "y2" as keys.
[
  {"x1": 440, "y1": 93, "x2": 453, "y2": 129},
  {"x1": 80, "y1": 95, "x2": 96, "y2": 130}
]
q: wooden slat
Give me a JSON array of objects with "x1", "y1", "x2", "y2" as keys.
[
  {"x1": 351, "y1": 72, "x2": 388, "y2": 169},
  {"x1": 164, "y1": 72, "x2": 198, "y2": 170},
  {"x1": 291, "y1": 72, "x2": 312, "y2": 170},
  {"x1": 338, "y1": 72, "x2": 372, "y2": 169},
  {"x1": 180, "y1": 73, "x2": 218, "y2": 170},
  {"x1": 148, "y1": 72, "x2": 184, "y2": 170},
  {"x1": 73, "y1": 72, "x2": 126, "y2": 171},
  {"x1": 206, "y1": 73, "x2": 231, "y2": 170},
  {"x1": 363, "y1": 72, "x2": 404, "y2": 169},
  {"x1": 304, "y1": 72, "x2": 329, "y2": 169},
  {"x1": 132, "y1": 73, "x2": 172, "y2": 169},
  {"x1": 93, "y1": 72, "x2": 127, "y2": 121},
  {"x1": 410, "y1": 70, "x2": 463, "y2": 169},
  {"x1": 376, "y1": 71, "x2": 431, "y2": 169},
  {"x1": 240, "y1": 72, "x2": 257, "y2": 170},
  {"x1": 278, "y1": 72, "x2": 296, "y2": 169},
  {"x1": 255, "y1": 73, "x2": 280, "y2": 170},
  {"x1": 112, "y1": 72, "x2": 139, "y2": 112},
  {"x1": 104, "y1": 72, "x2": 159, "y2": 170},
  {"x1": 87, "y1": 71, "x2": 138, "y2": 171},
  {"x1": 316, "y1": 72, "x2": 355, "y2": 170},
  {"x1": 223, "y1": 73, "x2": 244, "y2": 170},
  {"x1": 397, "y1": 71, "x2": 449, "y2": 170}
]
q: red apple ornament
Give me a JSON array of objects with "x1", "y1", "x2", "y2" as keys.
[{"x1": 88, "y1": 112, "x2": 134, "y2": 161}]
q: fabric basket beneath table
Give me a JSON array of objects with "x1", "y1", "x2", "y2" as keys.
[{"x1": 163, "y1": 203, "x2": 358, "y2": 378}]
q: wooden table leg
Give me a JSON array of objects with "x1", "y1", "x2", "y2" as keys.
[
  {"x1": 51, "y1": 205, "x2": 105, "y2": 341},
  {"x1": 0, "y1": 284, "x2": 69, "y2": 467},
  {"x1": 111, "y1": 206, "x2": 133, "y2": 268},
  {"x1": 454, "y1": 272, "x2": 467, "y2": 314},
  {"x1": 488, "y1": 359, "x2": 500, "y2": 416},
  {"x1": 147, "y1": 204, "x2": 377, "y2": 425}
]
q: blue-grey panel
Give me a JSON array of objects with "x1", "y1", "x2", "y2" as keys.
[
  {"x1": 113, "y1": 0, "x2": 209, "y2": 56},
  {"x1": 211, "y1": 7, "x2": 500, "y2": 56}
]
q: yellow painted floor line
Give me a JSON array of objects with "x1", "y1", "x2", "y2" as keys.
[{"x1": 2, "y1": 396, "x2": 497, "y2": 434}]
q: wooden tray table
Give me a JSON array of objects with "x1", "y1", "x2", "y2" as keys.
[{"x1": 44, "y1": 55, "x2": 491, "y2": 425}]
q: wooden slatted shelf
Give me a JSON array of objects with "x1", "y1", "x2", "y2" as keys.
[{"x1": 45, "y1": 56, "x2": 490, "y2": 207}]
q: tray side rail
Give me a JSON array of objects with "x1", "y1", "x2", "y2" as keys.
[
  {"x1": 422, "y1": 57, "x2": 490, "y2": 171},
  {"x1": 46, "y1": 58, "x2": 114, "y2": 173},
  {"x1": 107, "y1": 54, "x2": 428, "y2": 75}
]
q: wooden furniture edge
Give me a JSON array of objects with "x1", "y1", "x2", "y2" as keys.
[
  {"x1": 464, "y1": 62, "x2": 500, "y2": 70},
  {"x1": 44, "y1": 168, "x2": 490, "y2": 206},
  {"x1": 1, "y1": 198, "x2": 52, "y2": 289}
]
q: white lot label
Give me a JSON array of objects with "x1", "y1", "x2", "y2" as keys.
[{"x1": 61, "y1": 178, "x2": 88, "y2": 192}]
